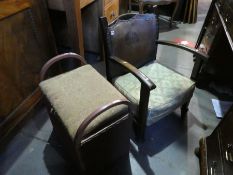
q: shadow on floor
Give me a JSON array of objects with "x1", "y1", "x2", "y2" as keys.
[
  {"x1": 159, "y1": 17, "x2": 179, "y2": 33},
  {"x1": 42, "y1": 109, "x2": 208, "y2": 175},
  {"x1": 43, "y1": 131, "x2": 77, "y2": 175},
  {"x1": 0, "y1": 104, "x2": 49, "y2": 174},
  {"x1": 133, "y1": 113, "x2": 186, "y2": 155},
  {"x1": 127, "y1": 111, "x2": 207, "y2": 174},
  {"x1": 103, "y1": 155, "x2": 133, "y2": 175},
  {"x1": 44, "y1": 130, "x2": 133, "y2": 175}
]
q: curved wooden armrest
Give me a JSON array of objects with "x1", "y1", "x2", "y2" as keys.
[
  {"x1": 40, "y1": 52, "x2": 86, "y2": 81},
  {"x1": 74, "y1": 99, "x2": 131, "y2": 172},
  {"x1": 111, "y1": 56, "x2": 156, "y2": 90},
  {"x1": 156, "y1": 40, "x2": 209, "y2": 62}
]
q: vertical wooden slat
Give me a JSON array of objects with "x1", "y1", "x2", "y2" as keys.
[
  {"x1": 63, "y1": 0, "x2": 84, "y2": 56},
  {"x1": 75, "y1": 0, "x2": 84, "y2": 56}
]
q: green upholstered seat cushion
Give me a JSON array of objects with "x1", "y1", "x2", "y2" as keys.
[
  {"x1": 39, "y1": 65, "x2": 127, "y2": 139},
  {"x1": 113, "y1": 62, "x2": 195, "y2": 126}
]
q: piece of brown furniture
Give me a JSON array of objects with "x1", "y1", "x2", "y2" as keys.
[
  {"x1": 39, "y1": 53, "x2": 132, "y2": 174},
  {"x1": 47, "y1": 0, "x2": 86, "y2": 56},
  {"x1": 129, "y1": 0, "x2": 179, "y2": 27},
  {"x1": 82, "y1": 0, "x2": 120, "y2": 54},
  {"x1": 100, "y1": 13, "x2": 209, "y2": 141},
  {"x1": 183, "y1": 0, "x2": 198, "y2": 24},
  {"x1": 193, "y1": 0, "x2": 233, "y2": 99},
  {"x1": 48, "y1": 0, "x2": 122, "y2": 55},
  {"x1": 0, "y1": 0, "x2": 56, "y2": 143},
  {"x1": 103, "y1": 0, "x2": 119, "y2": 22},
  {"x1": 196, "y1": 105, "x2": 233, "y2": 175}
]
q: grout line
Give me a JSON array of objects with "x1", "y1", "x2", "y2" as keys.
[{"x1": 20, "y1": 131, "x2": 63, "y2": 148}]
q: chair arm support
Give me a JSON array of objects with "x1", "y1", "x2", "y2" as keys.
[
  {"x1": 156, "y1": 40, "x2": 209, "y2": 62},
  {"x1": 40, "y1": 52, "x2": 86, "y2": 81},
  {"x1": 74, "y1": 99, "x2": 131, "y2": 172},
  {"x1": 111, "y1": 56, "x2": 156, "y2": 90}
]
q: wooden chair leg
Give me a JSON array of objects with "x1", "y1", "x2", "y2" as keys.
[
  {"x1": 134, "y1": 85, "x2": 151, "y2": 142},
  {"x1": 133, "y1": 122, "x2": 146, "y2": 143},
  {"x1": 128, "y1": 0, "x2": 132, "y2": 12},
  {"x1": 170, "y1": 1, "x2": 179, "y2": 28},
  {"x1": 139, "y1": 0, "x2": 144, "y2": 14},
  {"x1": 169, "y1": 18, "x2": 173, "y2": 28},
  {"x1": 195, "y1": 147, "x2": 200, "y2": 157},
  {"x1": 181, "y1": 101, "x2": 190, "y2": 120}
]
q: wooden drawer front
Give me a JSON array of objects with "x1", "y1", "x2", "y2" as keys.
[
  {"x1": 220, "y1": 110, "x2": 233, "y2": 151},
  {"x1": 104, "y1": 0, "x2": 119, "y2": 23},
  {"x1": 219, "y1": 110, "x2": 233, "y2": 173},
  {"x1": 206, "y1": 134, "x2": 224, "y2": 175}
]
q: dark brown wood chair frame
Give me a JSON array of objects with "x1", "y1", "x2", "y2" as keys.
[
  {"x1": 40, "y1": 52, "x2": 132, "y2": 174},
  {"x1": 100, "y1": 15, "x2": 209, "y2": 141}
]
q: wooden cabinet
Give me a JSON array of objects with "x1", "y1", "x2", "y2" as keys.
[
  {"x1": 195, "y1": 4, "x2": 233, "y2": 172},
  {"x1": 197, "y1": 105, "x2": 233, "y2": 175},
  {"x1": 48, "y1": 0, "x2": 126, "y2": 57},
  {"x1": 48, "y1": 0, "x2": 85, "y2": 56},
  {"x1": 47, "y1": 0, "x2": 120, "y2": 56},
  {"x1": 0, "y1": 0, "x2": 56, "y2": 142},
  {"x1": 82, "y1": 0, "x2": 120, "y2": 54},
  {"x1": 103, "y1": 0, "x2": 119, "y2": 23},
  {"x1": 192, "y1": 0, "x2": 233, "y2": 100}
]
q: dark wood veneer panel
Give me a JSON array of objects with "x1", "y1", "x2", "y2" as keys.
[{"x1": 0, "y1": 0, "x2": 56, "y2": 141}]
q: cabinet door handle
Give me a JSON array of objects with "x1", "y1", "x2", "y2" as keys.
[
  {"x1": 210, "y1": 161, "x2": 217, "y2": 175},
  {"x1": 111, "y1": 11, "x2": 115, "y2": 17},
  {"x1": 225, "y1": 144, "x2": 233, "y2": 163},
  {"x1": 210, "y1": 167, "x2": 216, "y2": 175}
]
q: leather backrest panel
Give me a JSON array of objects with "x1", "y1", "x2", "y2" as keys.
[{"x1": 108, "y1": 13, "x2": 159, "y2": 68}]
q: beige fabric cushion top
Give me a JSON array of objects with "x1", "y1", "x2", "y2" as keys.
[{"x1": 39, "y1": 65, "x2": 127, "y2": 139}]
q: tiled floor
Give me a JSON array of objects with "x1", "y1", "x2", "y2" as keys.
[{"x1": 0, "y1": 0, "x2": 222, "y2": 174}]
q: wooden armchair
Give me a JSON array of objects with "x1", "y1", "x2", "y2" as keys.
[{"x1": 100, "y1": 13, "x2": 209, "y2": 141}]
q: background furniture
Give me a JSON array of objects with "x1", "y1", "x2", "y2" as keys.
[
  {"x1": 100, "y1": 13, "x2": 209, "y2": 140},
  {"x1": 40, "y1": 53, "x2": 132, "y2": 174},
  {"x1": 197, "y1": 105, "x2": 233, "y2": 175},
  {"x1": 82, "y1": 0, "x2": 119, "y2": 54},
  {"x1": 47, "y1": 0, "x2": 86, "y2": 56},
  {"x1": 182, "y1": 0, "x2": 198, "y2": 23},
  {"x1": 193, "y1": 0, "x2": 233, "y2": 100},
  {"x1": 48, "y1": 0, "x2": 126, "y2": 56},
  {"x1": 0, "y1": 0, "x2": 56, "y2": 143},
  {"x1": 129, "y1": 0, "x2": 179, "y2": 27}
]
